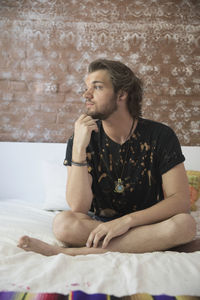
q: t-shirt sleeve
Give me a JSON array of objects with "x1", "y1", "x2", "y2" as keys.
[
  {"x1": 63, "y1": 135, "x2": 93, "y2": 177},
  {"x1": 63, "y1": 136, "x2": 73, "y2": 166},
  {"x1": 157, "y1": 126, "x2": 185, "y2": 175}
]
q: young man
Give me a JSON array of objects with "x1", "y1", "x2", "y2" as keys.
[{"x1": 18, "y1": 59, "x2": 196, "y2": 256}]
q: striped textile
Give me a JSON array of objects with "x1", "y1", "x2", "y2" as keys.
[{"x1": 0, "y1": 292, "x2": 199, "y2": 300}]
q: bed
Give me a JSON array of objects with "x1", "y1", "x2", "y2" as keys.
[{"x1": 0, "y1": 142, "x2": 200, "y2": 299}]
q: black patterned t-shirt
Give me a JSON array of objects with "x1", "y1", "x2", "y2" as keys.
[{"x1": 64, "y1": 118, "x2": 185, "y2": 218}]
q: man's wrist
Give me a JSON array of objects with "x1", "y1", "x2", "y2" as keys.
[
  {"x1": 71, "y1": 160, "x2": 87, "y2": 167},
  {"x1": 124, "y1": 213, "x2": 136, "y2": 229},
  {"x1": 72, "y1": 151, "x2": 86, "y2": 161}
]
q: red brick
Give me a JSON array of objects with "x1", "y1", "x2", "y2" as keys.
[
  {"x1": 28, "y1": 82, "x2": 58, "y2": 94},
  {"x1": 59, "y1": 82, "x2": 73, "y2": 93},
  {"x1": 0, "y1": 80, "x2": 10, "y2": 91},
  {"x1": 0, "y1": 1, "x2": 199, "y2": 146},
  {"x1": 32, "y1": 93, "x2": 65, "y2": 103},
  {"x1": 13, "y1": 92, "x2": 32, "y2": 102},
  {"x1": 26, "y1": 112, "x2": 57, "y2": 125},
  {"x1": 0, "y1": 68, "x2": 22, "y2": 81},
  {"x1": 0, "y1": 92, "x2": 14, "y2": 101},
  {"x1": 40, "y1": 103, "x2": 61, "y2": 113},
  {"x1": 11, "y1": 81, "x2": 28, "y2": 92},
  {"x1": 0, "y1": 112, "x2": 26, "y2": 124},
  {"x1": 57, "y1": 112, "x2": 79, "y2": 125},
  {"x1": 0, "y1": 80, "x2": 27, "y2": 93}
]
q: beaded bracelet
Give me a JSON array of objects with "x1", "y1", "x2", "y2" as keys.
[{"x1": 71, "y1": 160, "x2": 88, "y2": 167}]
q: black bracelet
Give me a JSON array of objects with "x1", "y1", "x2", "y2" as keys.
[{"x1": 71, "y1": 161, "x2": 88, "y2": 167}]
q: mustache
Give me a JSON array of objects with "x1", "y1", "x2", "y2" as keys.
[{"x1": 85, "y1": 100, "x2": 94, "y2": 104}]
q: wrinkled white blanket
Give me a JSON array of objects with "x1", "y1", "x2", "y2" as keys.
[{"x1": 0, "y1": 200, "x2": 200, "y2": 297}]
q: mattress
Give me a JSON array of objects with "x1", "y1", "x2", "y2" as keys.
[{"x1": 0, "y1": 199, "x2": 200, "y2": 297}]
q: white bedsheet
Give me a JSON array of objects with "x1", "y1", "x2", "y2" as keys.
[{"x1": 0, "y1": 199, "x2": 200, "y2": 297}]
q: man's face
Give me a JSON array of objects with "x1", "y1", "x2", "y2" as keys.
[{"x1": 83, "y1": 69, "x2": 118, "y2": 120}]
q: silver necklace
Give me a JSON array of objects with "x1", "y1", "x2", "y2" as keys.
[{"x1": 100, "y1": 120, "x2": 135, "y2": 194}]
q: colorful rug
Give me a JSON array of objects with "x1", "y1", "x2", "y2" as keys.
[{"x1": 0, "y1": 291, "x2": 200, "y2": 300}]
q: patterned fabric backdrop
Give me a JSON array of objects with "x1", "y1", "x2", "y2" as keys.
[{"x1": 0, "y1": 0, "x2": 199, "y2": 145}]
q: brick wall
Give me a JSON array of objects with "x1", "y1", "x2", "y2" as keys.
[{"x1": 0, "y1": 0, "x2": 199, "y2": 145}]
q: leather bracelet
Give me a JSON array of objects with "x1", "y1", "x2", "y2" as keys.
[{"x1": 71, "y1": 160, "x2": 88, "y2": 167}]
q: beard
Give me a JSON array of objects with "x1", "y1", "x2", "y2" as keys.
[{"x1": 85, "y1": 97, "x2": 118, "y2": 120}]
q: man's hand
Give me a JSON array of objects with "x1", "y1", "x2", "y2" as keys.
[
  {"x1": 86, "y1": 215, "x2": 131, "y2": 249},
  {"x1": 73, "y1": 114, "x2": 98, "y2": 152}
]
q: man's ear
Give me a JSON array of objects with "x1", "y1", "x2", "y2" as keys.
[{"x1": 117, "y1": 90, "x2": 128, "y2": 101}]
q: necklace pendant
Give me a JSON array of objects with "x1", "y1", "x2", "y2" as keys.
[{"x1": 114, "y1": 178, "x2": 125, "y2": 193}]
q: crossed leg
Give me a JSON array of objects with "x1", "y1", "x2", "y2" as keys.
[
  {"x1": 18, "y1": 211, "x2": 102, "y2": 256},
  {"x1": 17, "y1": 211, "x2": 197, "y2": 256}
]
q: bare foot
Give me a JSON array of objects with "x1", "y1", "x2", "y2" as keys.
[
  {"x1": 17, "y1": 236, "x2": 64, "y2": 256},
  {"x1": 18, "y1": 235, "x2": 109, "y2": 256}
]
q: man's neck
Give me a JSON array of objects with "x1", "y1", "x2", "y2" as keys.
[{"x1": 102, "y1": 114, "x2": 137, "y2": 145}]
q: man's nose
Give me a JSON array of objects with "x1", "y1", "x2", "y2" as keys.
[{"x1": 83, "y1": 87, "x2": 93, "y2": 99}]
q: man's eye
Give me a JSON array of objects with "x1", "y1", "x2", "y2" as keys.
[{"x1": 94, "y1": 85, "x2": 103, "y2": 90}]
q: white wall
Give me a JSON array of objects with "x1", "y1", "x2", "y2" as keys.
[{"x1": 0, "y1": 142, "x2": 199, "y2": 205}]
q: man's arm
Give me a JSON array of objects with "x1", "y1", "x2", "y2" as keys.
[
  {"x1": 66, "y1": 114, "x2": 98, "y2": 213},
  {"x1": 86, "y1": 162, "x2": 190, "y2": 248},
  {"x1": 66, "y1": 166, "x2": 93, "y2": 213},
  {"x1": 128, "y1": 162, "x2": 190, "y2": 227}
]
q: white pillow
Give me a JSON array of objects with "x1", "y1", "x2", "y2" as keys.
[{"x1": 42, "y1": 160, "x2": 70, "y2": 211}]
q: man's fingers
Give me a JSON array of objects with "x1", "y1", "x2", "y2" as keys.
[
  {"x1": 78, "y1": 114, "x2": 87, "y2": 121},
  {"x1": 93, "y1": 232, "x2": 112, "y2": 249},
  {"x1": 86, "y1": 231, "x2": 96, "y2": 248},
  {"x1": 86, "y1": 230, "x2": 106, "y2": 248},
  {"x1": 85, "y1": 119, "x2": 98, "y2": 127},
  {"x1": 102, "y1": 234, "x2": 112, "y2": 249},
  {"x1": 77, "y1": 115, "x2": 98, "y2": 131},
  {"x1": 92, "y1": 231, "x2": 105, "y2": 248},
  {"x1": 79, "y1": 114, "x2": 98, "y2": 122}
]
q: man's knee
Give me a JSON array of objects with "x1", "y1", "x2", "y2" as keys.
[
  {"x1": 53, "y1": 210, "x2": 81, "y2": 242},
  {"x1": 169, "y1": 213, "x2": 196, "y2": 244}
]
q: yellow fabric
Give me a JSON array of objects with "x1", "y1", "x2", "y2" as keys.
[
  {"x1": 122, "y1": 294, "x2": 153, "y2": 300},
  {"x1": 186, "y1": 170, "x2": 200, "y2": 211}
]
